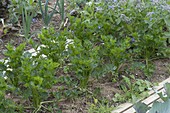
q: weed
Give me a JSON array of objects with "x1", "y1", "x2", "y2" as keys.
[
  {"x1": 88, "y1": 98, "x2": 114, "y2": 113},
  {"x1": 113, "y1": 75, "x2": 152, "y2": 102}
]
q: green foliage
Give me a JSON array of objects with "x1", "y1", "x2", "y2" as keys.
[
  {"x1": 0, "y1": 64, "x2": 22, "y2": 112},
  {"x1": 38, "y1": 27, "x2": 99, "y2": 88},
  {"x1": 20, "y1": 55, "x2": 59, "y2": 107},
  {"x1": 0, "y1": 76, "x2": 7, "y2": 98},
  {"x1": 88, "y1": 98, "x2": 114, "y2": 113},
  {"x1": 2, "y1": 43, "x2": 59, "y2": 109},
  {"x1": 68, "y1": 37, "x2": 100, "y2": 88},
  {"x1": 134, "y1": 102, "x2": 150, "y2": 113},
  {"x1": 149, "y1": 99, "x2": 170, "y2": 113},
  {"x1": 67, "y1": 0, "x2": 89, "y2": 9},
  {"x1": 41, "y1": 0, "x2": 170, "y2": 89},
  {"x1": 8, "y1": 0, "x2": 37, "y2": 24},
  {"x1": 4, "y1": 43, "x2": 26, "y2": 87},
  {"x1": 68, "y1": 0, "x2": 169, "y2": 78},
  {"x1": 38, "y1": 27, "x2": 67, "y2": 64},
  {"x1": 0, "y1": 0, "x2": 170, "y2": 112},
  {"x1": 0, "y1": 98, "x2": 20, "y2": 113},
  {"x1": 37, "y1": 28, "x2": 84, "y2": 99},
  {"x1": 113, "y1": 75, "x2": 151, "y2": 102},
  {"x1": 88, "y1": 102, "x2": 114, "y2": 113},
  {"x1": 100, "y1": 35, "x2": 130, "y2": 75},
  {"x1": 38, "y1": 0, "x2": 65, "y2": 27},
  {"x1": 22, "y1": 3, "x2": 34, "y2": 39},
  {"x1": 134, "y1": 83, "x2": 170, "y2": 113}
]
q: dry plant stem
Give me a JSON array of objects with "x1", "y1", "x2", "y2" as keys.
[
  {"x1": 75, "y1": 86, "x2": 93, "y2": 95},
  {"x1": 33, "y1": 101, "x2": 54, "y2": 113}
]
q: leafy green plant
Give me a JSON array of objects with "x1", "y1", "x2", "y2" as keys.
[
  {"x1": 21, "y1": 55, "x2": 59, "y2": 108},
  {"x1": 0, "y1": 98, "x2": 20, "y2": 113},
  {"x1": 3, "y1": 43, "x2": 26, "y2": 87},
  {"x1": 67, "y1": 1, "x2": 131, "y2": 80},
  {"x1": 100, "y1": 35, "x2": 130, "y2": 76},
  {"x1": 38, "y1": 27, "x2": 99, "y2": 89},
  {"x1": 0, "y1": 62, "x2": 22, "y2": 113},
  {"x1": 2, "y1": 43, "x2": 59, "y2": 109},
  {"x1": 88, "y1": 99, "x2": 114, "y2": 113},
  {"x1": 68, "y1": 38, "x2": 100, "y2": 88},
  {"x1": 66, "y1": 0, "x2": 88, "y2": 9},
  {"x1": 67, "y1": 0, "x2": 169, "y2": 80},
  {"x1": 134, "y1": 83, "x2": 170, "y2": 113},
  {"x1": 113, "y1": 75, "x2": 151, "y2": 102},
  {"x1": 38, "y1": 27, "x2": 67, "y2": 64},
  {"x1": 38, "y1": 0, "x2": 65, "y2": 28},
  {"x1": 123, "y1": 1, "x2": 168, "y2": 76}
]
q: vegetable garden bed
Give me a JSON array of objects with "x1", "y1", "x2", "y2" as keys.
[{"x1": 0, "y1": 0, "x2": 170, "y2": 112}]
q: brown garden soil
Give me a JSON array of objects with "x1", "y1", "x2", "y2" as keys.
[{"x1": 0, "y1": 1, "x2": 170, "y2": 113}]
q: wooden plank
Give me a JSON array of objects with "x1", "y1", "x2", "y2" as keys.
[
  {"x1": 112, "y1": 77, "x2": 170, "y2": 113},
  {"x1": 112, "y1": 103, "x2": 133, "y2": 113}
]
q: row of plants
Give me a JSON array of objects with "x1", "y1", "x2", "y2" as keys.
[
  {"x1": 0, "y1": 0, "x2": 170, "y2": 112},
  {"x1": 0, "y1": 0, "x2": 64, "y2": 39},
  {"x1": 8, "y1": 0, "x2": 64, "y2": 25}
]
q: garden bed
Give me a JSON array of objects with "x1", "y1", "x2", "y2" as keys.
[
  {"x1": 0, "y1": 0, "x2": 170, "y2": 112},
  {"x1": 0, "y1": 38, "x2": 169, "y2": 112}
]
